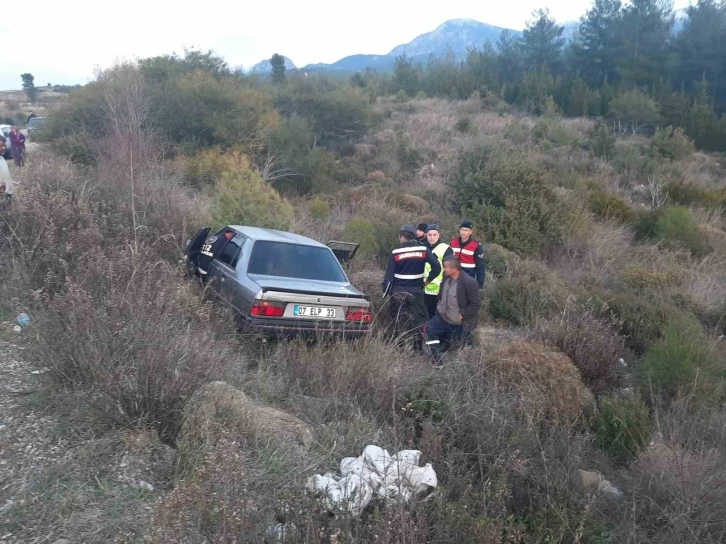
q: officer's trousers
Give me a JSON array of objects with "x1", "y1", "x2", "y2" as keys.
[{"x1": 388, "y1": 290, "x2": 428, "y2": 350}]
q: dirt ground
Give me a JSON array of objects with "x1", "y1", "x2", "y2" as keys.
[{"x1": 0, "y1": 331, "x2": 164, "y2": 544}]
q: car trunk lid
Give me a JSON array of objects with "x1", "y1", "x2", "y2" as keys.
[{"x1": 248, "y1": 274, "x2": 370, "y2": 322}]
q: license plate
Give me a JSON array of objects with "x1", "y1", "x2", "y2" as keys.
[{"x1": 293, "y1": 305, "x2": 336, "y2": 318}]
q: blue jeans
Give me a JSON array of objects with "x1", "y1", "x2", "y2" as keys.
[{"x1": 425, "y1": 314, "x2": 464, "y2": 365}]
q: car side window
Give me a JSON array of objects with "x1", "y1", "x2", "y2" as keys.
[{"x1": 217, "y1": 234, "x2": 246, "y2": 269}]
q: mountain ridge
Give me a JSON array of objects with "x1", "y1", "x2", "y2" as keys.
[{"x1": 250, "y1": 10, "x2": 688, "y2": 74}]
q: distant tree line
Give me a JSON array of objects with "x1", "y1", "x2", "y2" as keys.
[{"x1": 369, "y1": 0, "x2": 726, "y2": 151}]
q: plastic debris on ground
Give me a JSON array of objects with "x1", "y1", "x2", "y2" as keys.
[{"x1": 306, "y1": 445, "x2": 437, "y2": 516}]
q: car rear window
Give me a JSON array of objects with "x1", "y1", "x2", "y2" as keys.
[{"x1": 247, "y1": 241, "x2": 347, "y2": 282}]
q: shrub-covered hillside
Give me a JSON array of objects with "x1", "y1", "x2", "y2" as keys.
[{"x1": 1, "y1": 15, "x2": 726, "y2": 542}]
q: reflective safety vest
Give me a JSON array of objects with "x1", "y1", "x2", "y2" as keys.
[
  {"x1": 451, "y1": 238, "x2": 479, "y2": 271},
  {"x1": 424, "y1": 243, "x2": 450, "y2": 295}
]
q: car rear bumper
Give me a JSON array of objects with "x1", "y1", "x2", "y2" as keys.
[{"x1": 238, "y1": 315, "x2": 371, "y2": 339}]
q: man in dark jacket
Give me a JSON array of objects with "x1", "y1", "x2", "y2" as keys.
[
  {"x1": 450, "y1": 220, "x2": 486, "y2": 289},
  {"x1": 425, "y1": 256, "x2": 481, "y2": 366},
  {"x1": 416, "y1": 223, "x2": 429, "y2": 245},
  {"x1": 383, "y1": 225, "x2": 441, "y2": 351},
  {"x1": 197, "y1": 229, "x2": 235, "y2": 283}
]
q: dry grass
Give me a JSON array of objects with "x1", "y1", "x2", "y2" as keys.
[
  {"x1": 29, "y1": 252, "x2": 243, "y2": 444},
  {"x1": 6, "y1": 80, "x2": 726, "y2": 543},
  {"x1": 610, "y1": 402, "x2": 726, "y2": 543},
  {"x1": 465, "y1": 338, "x2": 595, "y2": 427},
  {"x1": 534, "y1": 310, "x2": 630, "y2": 394},
  {"x1": 251, "y1": 335, "x2": 429, "y2": 423}
]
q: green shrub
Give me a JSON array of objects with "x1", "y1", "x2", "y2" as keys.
[
  {"x1": 650, "y1": 126, "x2": 696, "y2": 161},
  {"x1": 211, "y1": 156, "x2": 293, "y2": 230},
  {"x1": 306, "y1": 148, "x2": 342, "y2": 193},
  {"x1": 591, "y1": 395, "x2": 652, "y2": 465},
  {"x1": 307, "y1": 197, "x2": 330, "y2": 220},
  {"x1": 42, "y1": 60, "x2": 279, "y2": 162},
  {"x1": 397, "y1": 140, "x2": 423, "y2": 175},
  {"x1": 532, "y1": 120, "x2": 551, "y2": 143},
  {"x1": 395, "y1": 89, "x2": 409, "y2": 102},
  {"x1": 587, "y1": 123, "x2": 616, "y2": 160},
  {"x1": 341, "y1": 217, "x2": 377, "y2": 258},
  {"x1": 483, "y1": 243, "x2": 517, "y2": 279},
  {"x1": 487, "y1": 276, "x2": 568, "y2": 326},
  {"x1": 455, "y1": 116, "x2": 473, "y2": 133},
  {"x1": 267, "y1": 113, "x2": 355, "y2": 194},
  {"x1": 634, "y1": 206, "x2": 710, "y2": 256},
  {"x1": 620, "y1": 265, "x2": 683, "y2": 293},
  {"x1": 608, "y1": 90, "x2": 659, "y2": 135},
  {"x1": 502, "y1": 119, "x2": 531, "y2": 144},
  {"x1": 452, "y1": 151, "x2": 568, "y2": 256},
  {"x1": 587, "y1": 190, "x2": 636, "y2": 223},
  {"x1": 613, "y1": 143, "x2": 655, "y2": 179},
  {"x1": 665, "y1": 181, "x2": 726, "y2": 208},
  {"x1": 655, "y1": 206, "x2": 706, "y2": 251},
  {"x1": 156, "y1": 72, "x2": 278, "y2": 154},
  {"x1": 638, "y1": 318, "x2": 724, "y2": 403},
  {"x1": 588, "y1": 292, "x2": 671, "y2": 355},
  {"x1": 533, "y1": 119, "x2": 578, "y2": 147},
  {"x1": 273, "y1": 84, "x2": 373, "y2": 150},
  {"x1": 373, "y1": 220, "x2": 404, "y2": 260},
  {"x1": 267, "y1": 113, "x2": 315, "y2": 165},
  {"x1": 184, "y1": 147, "x2": 250, "y2": 188}
]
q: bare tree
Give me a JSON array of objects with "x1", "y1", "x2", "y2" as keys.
[
  {"x1": 94, "y1": 60, "x2": 153, "y2": 257},
  {"x1": 647, "y1": 175, "x2": 668, "y2": 209},
  {"x1": 259, "y1": 151, "x2": 296, "y2": 185}
]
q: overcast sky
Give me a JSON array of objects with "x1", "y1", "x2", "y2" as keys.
[{"x1": 0, "y1": 0, "x2": 692, "y2": 91}]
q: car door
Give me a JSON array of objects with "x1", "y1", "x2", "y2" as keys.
[
  {"x1": 210, "y1": 233, "x2": 247, "y2": 313},
  {"x1": 185, "y1": 226, "x2": 211, "y2": 277},
  {"x1": 326, "y1": 240, "x2": 360, "y2": 270}
]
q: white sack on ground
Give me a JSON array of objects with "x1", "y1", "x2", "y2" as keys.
[{"x1": 306, "y1": 445, "x2": 437, "y2": 516}]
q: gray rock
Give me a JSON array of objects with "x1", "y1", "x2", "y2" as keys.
[
  {"x1": 572, "y1": 469, "x2": 623, "y2": 499},
  {"x1": 135, "y1": 480, "x2": 154, "y2": 492},
  {"x1": 185, "y1": 381, "x2": 314, "y2": 448}
]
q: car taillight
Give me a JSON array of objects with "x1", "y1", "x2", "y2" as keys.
[
  {"x1": 346, "y1": 308, "x2": 372, "y2": 323},
  {"x1": 251, "y1": 301, "x2": 286, "y2": 318}
]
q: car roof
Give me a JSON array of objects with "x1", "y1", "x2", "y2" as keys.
[{"x1": 227, "y1": 226, "x2": 327, "y2": 248}]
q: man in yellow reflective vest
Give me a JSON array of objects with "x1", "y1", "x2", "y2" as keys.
[{"x1": 423, "y1": 224, "x2": 453, "y2": 318}]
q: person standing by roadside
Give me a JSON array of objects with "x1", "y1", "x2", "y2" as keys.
[
  {"x1": 425, "y1": 256, "x2": 481, "y2": 367},
  {"x1": 382, "y1": 225, "x2": 441, "y2": 352},
  {"x1": 450, "y1": 220, "x2": 486, "y2": 289},
  {"x1": 423, "y1": 224, "x2": 453, "y2": 318},
  {"x1": 9, "y1": 126, "x2": 25, "y2": 167},
  {"x1": 0, "y1": 137, "x2": 16, "y2": 202},
  {"x1": 416, "y1": 223, "x2": 429, "y2": 245}
]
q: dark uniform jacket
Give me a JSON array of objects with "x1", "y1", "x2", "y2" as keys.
[
  {"x1": 382, "y1": 241, "x2": 441, "y2": 295},
  {"x1": 197, "y1": 231, "x2": 233, "y2": 276}
]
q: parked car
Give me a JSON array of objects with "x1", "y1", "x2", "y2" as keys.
[
  {"x1": 185, "y1": 225, "x2": 371, "y2": 339},
  {"x1": 26, "y1": 116, "x2": 45, "y2": 137},
  {"x1": 0, "y1": 125, "x2": 12, "y2": 160}
]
